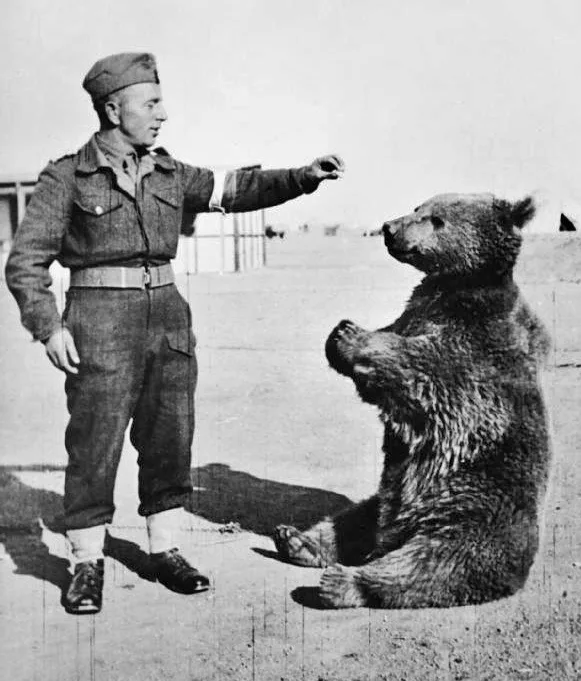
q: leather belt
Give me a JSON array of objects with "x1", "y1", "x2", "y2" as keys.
[{"x1": 70, "y1": 264, "x2": 174, "y2": 289}]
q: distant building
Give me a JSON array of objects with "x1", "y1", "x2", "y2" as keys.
[
  {"x1": 264, "y1": 225, "x2": 285, "y2": 239},
  {"x1": 559, "y1": 213, "x2": 577, "y2": 232},
  {"x1": 324, "y1": 224, "x2": 340, "y2": 236},
  {"x1": 0, "y1": 176, "x2": 36, "y2": 243},
  {"x1": 525, "y1": 190, "x2": 581, "y2": 234},
  {"x1": 362, "y1": 227, "x2": 383, "y2": 237}
]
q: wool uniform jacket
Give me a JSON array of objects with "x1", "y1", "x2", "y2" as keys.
[{"x1": 6, "y1": 135, "x2": 321, "y2": 342}]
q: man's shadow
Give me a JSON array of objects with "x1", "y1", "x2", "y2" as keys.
[
  {"x1": 0, "y1": 467, "x2": 157, "y2": 595},
  {"x1": 0, "y1": 466, "x2": 70, "y2": 590},
  {"x1": 0, "y1": 463, "x2": 352, "y2": 595}
]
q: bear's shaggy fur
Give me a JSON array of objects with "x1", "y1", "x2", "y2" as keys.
[{"x1": 274, "y1": 193, "x2": 552, "y2": 609}]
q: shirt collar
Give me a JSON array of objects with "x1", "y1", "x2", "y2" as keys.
[
  {"x1": 76, "y1": 134, "x2": 176, "y2": 174},
  {"x1": 95, "y1": 131, "x2": 138, "y2": 170}
]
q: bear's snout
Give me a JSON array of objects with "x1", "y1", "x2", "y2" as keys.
[
  {"x1": 383, "y1": 218, "x2": 428, "y2": 263},
  {"x1": 382, "y1": 221, "x2": 399, "y2": 248},
  {"x1": 383, "y1": 220, "x2": 416, "y2": 259},
  {"x1": 382, "y1": 221, "x2": 397, "y2": 239}
]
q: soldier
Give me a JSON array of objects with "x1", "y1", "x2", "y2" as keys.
[{"x1": 5, "y1": 52, "x2": 344, "y2": 615}]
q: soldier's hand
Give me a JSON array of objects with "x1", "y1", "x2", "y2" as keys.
[
  {"x1": 43, "y1": 327, "x2": 80, "y2": 374},
  {"x1": 309, "y1": 154, "x2": 345, "y2": 181}
]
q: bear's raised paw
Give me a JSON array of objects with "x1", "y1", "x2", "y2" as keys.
[{"x1": 330, "y1": 319, "x2": 362, "y2": 342}]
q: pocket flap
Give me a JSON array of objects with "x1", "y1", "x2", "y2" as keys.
[
  {"x1": 153, "y1": 187, "x2": 181, "y2": 208},
  {"x1": 166, "y1": 329, "x2": 196, "y2": 356},
  {"x1": 74, "y1": 196, "x2": 123, "y2": 216}
]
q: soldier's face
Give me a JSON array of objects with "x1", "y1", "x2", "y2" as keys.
[{"x1": 113, "y1": 82, "x2": 168, "y2": 148}]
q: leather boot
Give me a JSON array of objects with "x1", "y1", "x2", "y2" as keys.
[
  {"x1": 63, "y1": 559, "x2": 104, "y2": 614},
  {"x1": 150, "y1": 548, "x2": 209, "y2": 594}
]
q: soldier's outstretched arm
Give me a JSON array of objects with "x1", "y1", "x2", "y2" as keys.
[
  {"x1": 182, "y1": 154, "x2": 344, "y2": 217},
  {"x1": 223, "y1": 154, "x2": 344, "y2": 213}
]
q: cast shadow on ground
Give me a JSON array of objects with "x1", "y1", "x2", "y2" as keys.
[
  {"x1": 0, "y1": 467, "x2": 156, "y2": 596},
  {"x1": 0, "y1": 466, "x2": 70, "y2": 590},
  {"x1": 188, "y1": 463, "x2": 352, "y2": 567},
  {"x1": 188, "y1": 463, "x2": 351, "y2": 535},
  {"x1": 290, "y1": 586, "x2": 329, "y2": 609},
  {"x1": 0, "y1": 463, "x2": 352, "y2": 589}
]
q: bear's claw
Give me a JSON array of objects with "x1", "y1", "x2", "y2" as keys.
[
  {"x1": 273, "y1": 525, "x2": 325, "y2": 567},
  {"x1": 334, "y1": 319, "x2": 360, "y2": 339},
  {"x1": 326, "y1": 320, "x2": 362, "y2": 375}
]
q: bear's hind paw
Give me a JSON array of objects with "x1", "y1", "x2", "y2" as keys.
[
  {"x1": 319, "y1": 564, "x2": 366, "y2": 608},
  {"x1": 273, "y1": 525, "x2": 325, "y2": 567}
]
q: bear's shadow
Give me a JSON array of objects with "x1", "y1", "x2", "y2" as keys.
[
  {"x1": 187, "y1": 463, "x2": 351, "y2": 534},
  {"x1": 0, "y1": 463, "x2": 352, "y2": 591}
]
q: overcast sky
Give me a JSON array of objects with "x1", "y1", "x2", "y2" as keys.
[{"x1": 2, "y1": 0, "x2": 581, "y2": 230}]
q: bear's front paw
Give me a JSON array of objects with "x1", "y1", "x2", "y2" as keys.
[
  {"x1": 332, "y1": 319, "x2": 362, "y2": 341},
  {"x1": 319, "y1": 564, "x2": 366, "y2": 608},
  {"x1": 325, "y1": 320, "x2": 365, "y2": 376}
]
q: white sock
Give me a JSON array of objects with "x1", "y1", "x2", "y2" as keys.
[
  {"x1": 67, "y1": 525, "x2": 106, "y2": 565},
  {"x1": 147, "y1": 508, "x2": 186, "y2": 554}
]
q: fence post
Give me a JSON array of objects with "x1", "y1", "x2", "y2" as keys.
[
  {"x1": 233, "y1": 214, "x2": 240, "y2": 273},
  {"x1": 15, "y1": 182, "x2": 27, "y2": 229},
  {"x1": 261, "y1": 210, "x2": 267, "y2": 267}
]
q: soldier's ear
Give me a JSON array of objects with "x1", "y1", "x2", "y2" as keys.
[
  {"x1": 510, "y1": 196, "x2": 536, "y2": 229},
  {"x1": 103, "y1": 99, "x2": 121, "y2": 127}
]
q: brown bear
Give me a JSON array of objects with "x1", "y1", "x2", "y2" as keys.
[{"x1": 274, "y1": 193, "x2": 552, "y2": 609}]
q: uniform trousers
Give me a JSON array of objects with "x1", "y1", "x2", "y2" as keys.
[{"x1": 62, "y1": 282, "x2": 197, "y2": 531}]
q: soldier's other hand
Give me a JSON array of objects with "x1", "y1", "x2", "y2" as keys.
[
  {"x1": 44, "y1": 328, "x2": 80, "y2": 374},
  {"x1": 309, "y1": 154, "x2": 345, "y2": 181}
]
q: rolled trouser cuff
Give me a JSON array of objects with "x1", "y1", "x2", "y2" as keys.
[{"x1": 138, "y1": 490, "x2": 193, "y2": 518}]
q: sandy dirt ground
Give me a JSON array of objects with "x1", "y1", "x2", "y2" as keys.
[{"x1": 1, "y1": 232, "x2": 580, "y2": 681}]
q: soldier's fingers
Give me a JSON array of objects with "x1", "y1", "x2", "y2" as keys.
[
  {"x1": 62, "y1": 357, "x2": 79, "y2": 375},
  {"x1": 318, "y1": 158, "x2": 339, "y2": 173},
  {"x1": 329, "y1": 154, "x2": 345, "y2": 171},
  {"x1": 54, "y1": 345, "x2": 77, "y2": 374},
  {"x1": 46, "y1": 347, "x2": 64, "y2": 372},
  {"x1": 64, "y1": 352, "x2": 79, "y2": 374},
  {"x1": 65, "y1": 336, "x2": 80, "y2": 366}
]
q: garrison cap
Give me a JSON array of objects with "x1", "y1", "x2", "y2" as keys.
[{"x1": 82, "y1": 52, "x2": 160, "y2": 101}]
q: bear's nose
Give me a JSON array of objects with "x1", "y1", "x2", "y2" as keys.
[{"x1": 382, "y1": 221, "x2": 398, "y2": 242}]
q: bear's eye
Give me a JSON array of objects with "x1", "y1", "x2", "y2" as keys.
[{"x1": 430, "y1": 216, "x2": 445, "y2": 229}]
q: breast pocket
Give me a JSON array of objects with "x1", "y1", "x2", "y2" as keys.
[
  {"x1": 74, "y1": 195, "x2": 123, "y2": 223},
  {"x1": 71, "y1": 194, "x2": 125, "y2": 257}
]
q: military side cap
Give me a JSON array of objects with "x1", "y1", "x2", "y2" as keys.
[{"x1": 82, "y1": 52, "x2": 160, "y2": 101}]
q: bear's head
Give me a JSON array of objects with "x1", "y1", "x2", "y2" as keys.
[{"x1": 382, "y1": 193, "x2": 535, "y2": 279}]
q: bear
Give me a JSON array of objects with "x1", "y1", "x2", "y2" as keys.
[{"x1": 273, "y1": 192, "x2": 552, "y2": 609}]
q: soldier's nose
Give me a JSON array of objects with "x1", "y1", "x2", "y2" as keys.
[{"x1": 157, "y1": 105, "x2": 168, "y2": 121}]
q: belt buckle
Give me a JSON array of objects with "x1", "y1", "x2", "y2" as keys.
[{"x1": 143, "y1": 267, "x2": 151, "y2": 288}]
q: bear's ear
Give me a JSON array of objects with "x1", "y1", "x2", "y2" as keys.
[{"x1": 510, "y1": 196, "x2": 536, "y2": 229}]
